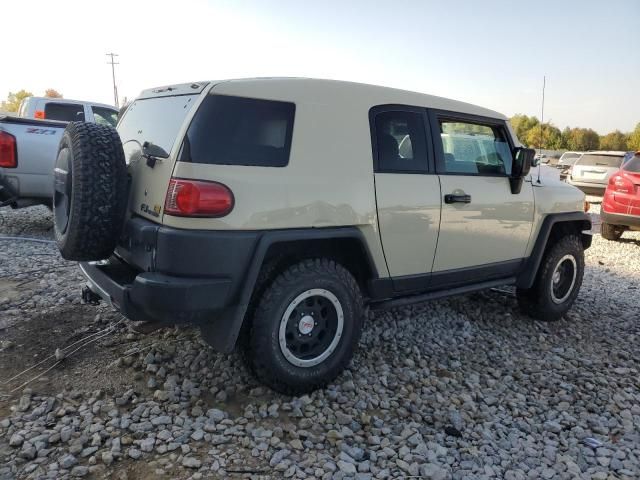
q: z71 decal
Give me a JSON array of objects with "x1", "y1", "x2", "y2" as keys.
[{"x1": 26, "y1": 128, "x2": 57, "y2": 135}]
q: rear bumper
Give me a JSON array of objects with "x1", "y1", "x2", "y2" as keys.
[
  {"x1": 79, "y1": 217, "x2": 261, "y2": 349},
  {"x1": 567, "y1": 180, "x2": 606, "y2": 195},
  {"x1": 80, "y1": 260, "x2": 234, "y2": 324},
  {"x1": 601, "y1": 210, "x2": 640, "y2": 229}
]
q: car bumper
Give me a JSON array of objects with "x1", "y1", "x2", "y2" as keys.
[
  {"x1": 567, "y1": 180, "x2": 606, "y2": 195},
  {"x1": 80, "y1": 260, "x2": 234, "y2": 324},
  {"x1": 601, "y1": 210, "x2": 640, "y2": 229},
  {"x1": 79, "y1": 216, "x2": 261, "y2": 347}
]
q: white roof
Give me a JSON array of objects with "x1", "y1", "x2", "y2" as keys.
[
  {"x1": 140, "y1": 77, "x2": 507, "y2": 120},
  {"x1": 26, "y1": 96, "x2": 117, "y2": 110}
]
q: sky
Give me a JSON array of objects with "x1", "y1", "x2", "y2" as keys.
[{"x1": 2, "y1": 0, "x2": 638, "y2": 134}]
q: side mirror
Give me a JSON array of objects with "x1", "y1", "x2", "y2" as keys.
[{"x1": 510, "y1": 147, "x2": 535, "y2": 194}]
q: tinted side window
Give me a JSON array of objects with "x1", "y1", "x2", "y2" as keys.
[
  {"x1": 44, "y1": 103, "x2": 85, "y2": 122},
  {"x1": 374, "y1": 111, "x2": 428, "y2": 173},
  {"x1": 437, "y1": 119, "x2": 512, "y2": 175},
  {"x1": 181, "y1": 95, "x2": 295, "y2": 167}
]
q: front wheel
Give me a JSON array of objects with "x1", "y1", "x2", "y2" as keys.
[
  {"x1": 601, "y1": 222, "x2": 624, "y2": 241},
  {"x1": 517, "y1": 235, "x2": 584, "y2": 321},
  {"x1": 242, "y1": 258, "x2": 364, "y2": 395}
]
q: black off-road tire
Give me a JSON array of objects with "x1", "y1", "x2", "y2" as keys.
[
  {"x1": 53, "y1": 122, "x2": 128, "y2": 261},
  {"x1": 601, "y1": 222, "x2": 624, "y2": 241},
  {"x1": 516, "y1": 235, "x2": 584, "y2": 321},
  {"x1": 242, "y1": 258, "x2": 364, "y2": 395}
]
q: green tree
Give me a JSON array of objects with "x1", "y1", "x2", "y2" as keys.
[
  {"x1": 525, "y1": 123, "x2": 562, "y2": 150},
  {"x1": 567, "y1": 128, "x2": 599, "y2": 151},
  {"x1": 44, "y1": 89, "x2": 63, "y2": 98},
  {"x1": 628, "y1": 123, "x2": 640, "y2": 151},
  {"x1": 560, "y1": 127, "x2": 572, "y2": 150},
  {"x1": 510, "y1": 114, "x2": 539, "y2": 146},
  {"x1": 0, "y1": 90, "x2": 33, "y2": 112},
  {"x1": 599, "y1": 130, "x2": 628, "y2": 151}
]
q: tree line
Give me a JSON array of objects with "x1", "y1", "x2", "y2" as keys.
[
  {"x1": 1, "y1": 89, "x2": 63, "y2": 112},
  {"x1": 510, "y1": 114, "x2": 640, "y2": 152}
]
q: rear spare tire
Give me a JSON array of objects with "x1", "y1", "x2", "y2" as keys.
[{"x1": 53, "y1": 122, "x2": 127, "y2": 261}]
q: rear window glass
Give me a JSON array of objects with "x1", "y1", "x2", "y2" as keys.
[
  {"x1": 45, "y1": 103, "x2": 85, "y2": 122},
  {"x1": 180, "y1": 95, "x2": 295, "y2": 167},
  {"x1": 577, "y1": 154, "x2": 623, "y2": 168},
  {"x1": 118, "y1": 95, "x2": 198, "y2": 154},
  {"x1": 624, "y1": 155, "x2": 640, "y2": 173}
]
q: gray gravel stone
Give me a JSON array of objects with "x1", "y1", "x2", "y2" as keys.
[
  {"x1": 182, "y1": 456, "x2": 201, "y2": 468},
  {"x1": 59, "y1": 454, "x2": 78, "y2": 469}
]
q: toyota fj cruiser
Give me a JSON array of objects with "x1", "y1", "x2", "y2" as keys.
[{"x1": 52, "y1": 78, "x2": 592, "y2": 394}]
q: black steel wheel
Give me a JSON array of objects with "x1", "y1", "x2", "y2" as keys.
[{"x1": 241, "y1": 258, "x2": 364, "y2": 395}]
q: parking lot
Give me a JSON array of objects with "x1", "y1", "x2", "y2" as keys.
[{"x1": 0, "y1": 204, "x2": 638, "y2": 480}]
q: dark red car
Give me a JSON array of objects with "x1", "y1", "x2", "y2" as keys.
[{"x1": 601, "y1": 152, "x2": 640, "y2": 240}]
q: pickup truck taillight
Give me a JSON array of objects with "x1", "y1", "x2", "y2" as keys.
[
  {"x1": 610, "y1": 173, "x2": 634, "y2": 194},
  {"x1": 164, "y1": 178, "x2": 234, "y2": 217},
  {"x1": 0, "y1": 131, "x2": 17, "y2": 168}
]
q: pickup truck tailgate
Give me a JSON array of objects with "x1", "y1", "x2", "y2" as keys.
[{"x1": 0, "y1": 116, "x2": 67, "y2": 199}]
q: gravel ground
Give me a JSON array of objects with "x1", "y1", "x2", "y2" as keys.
[{"x1": 0, "y1": 205, "x2": 639, "y2": 480}]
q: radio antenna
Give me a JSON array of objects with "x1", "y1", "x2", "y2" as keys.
[{"x1": 537, "y1": 75, "x2": 546, "y2": 184}]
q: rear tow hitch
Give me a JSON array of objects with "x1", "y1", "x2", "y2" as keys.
[{"x1": 82, "y1": 285, "x2": 101, "y2": 305}]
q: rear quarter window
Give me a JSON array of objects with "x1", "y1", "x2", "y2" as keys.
[
  {"x1": 44, "y1": 103, "x2": 85, "y2": 122},
  {"x1": 180, "y1": 95, "x2": 295, "y2": 167},
  {"x1": 624, "y1": 156, "x2": 640, "y2": 173}
]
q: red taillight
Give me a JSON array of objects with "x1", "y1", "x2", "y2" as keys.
[
  {"x1": 0, "y1": 131, "x2": 17, "y2": 168},
  {"x1": 610, "y1": 173, "x2": 634, "y2": 194},
  {"x1": 164, "y1": 178, "x2": 234, "y2": 217},
  {"x1": 34, "y1": 110, "x2": 45, "y2": 119}
]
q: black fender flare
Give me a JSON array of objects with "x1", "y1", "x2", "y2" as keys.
[
  {"x1": 202, "y1": 227, "x2": 378, "y2": 353},
  {"x1": 516, "y1": 212, "x2": 592, "y2": 289}
]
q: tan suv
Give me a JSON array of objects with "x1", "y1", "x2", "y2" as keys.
[{"x1": 52, "y1": 78, "x2": 592, "y2": 394}]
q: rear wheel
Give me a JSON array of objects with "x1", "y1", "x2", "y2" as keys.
[
  {"x1": 601, "y1": 222, "x2": 624, "y2": 241},
  {"x1": 517, "y1": 235, "x2": 584, "y2": 321},
  {"x1": 242, "y1": 258, "x2": 364, "y2": 394}
]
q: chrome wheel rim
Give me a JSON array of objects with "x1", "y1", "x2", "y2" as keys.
[
  {"x1": 279, "y1": 288, "x2": 344, "y2": 368},
  {"x1": 550, "y1": 254, "x2": 577, "y2": 304}
]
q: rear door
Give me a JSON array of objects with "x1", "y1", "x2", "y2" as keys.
[
  {"x1": 428, "y1": 110, "x2": 534, "y2": 285},
  {"x1": 622, "y1": 156, "x2": 640, "y2": 216},
  {"x1": 117, "y1": 87, "x2": 206, "y2": 223},
  {"x1": 371, "y1": 106, "x2": 441, "y2": 292}
]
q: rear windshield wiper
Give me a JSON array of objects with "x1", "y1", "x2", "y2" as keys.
[{"x1": 142, "y1": 141, "x2": 169, "y2": 168}]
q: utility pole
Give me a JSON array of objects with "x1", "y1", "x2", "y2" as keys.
[{"x1": 106, "y1": 53, "x2": 119, "y2": 108}]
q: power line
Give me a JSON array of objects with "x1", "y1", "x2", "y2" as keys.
[{"x1": 106, "y1": 53, "x2": 119, "y2": 108}]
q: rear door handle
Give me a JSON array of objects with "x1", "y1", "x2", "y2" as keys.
[{"x1": 444, "y1": 193, "x2": 471, "y2": 204}]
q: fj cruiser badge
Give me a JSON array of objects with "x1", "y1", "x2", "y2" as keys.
[{"x1": 140, "y1": 203, "x2": 161, "y2": 217}]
